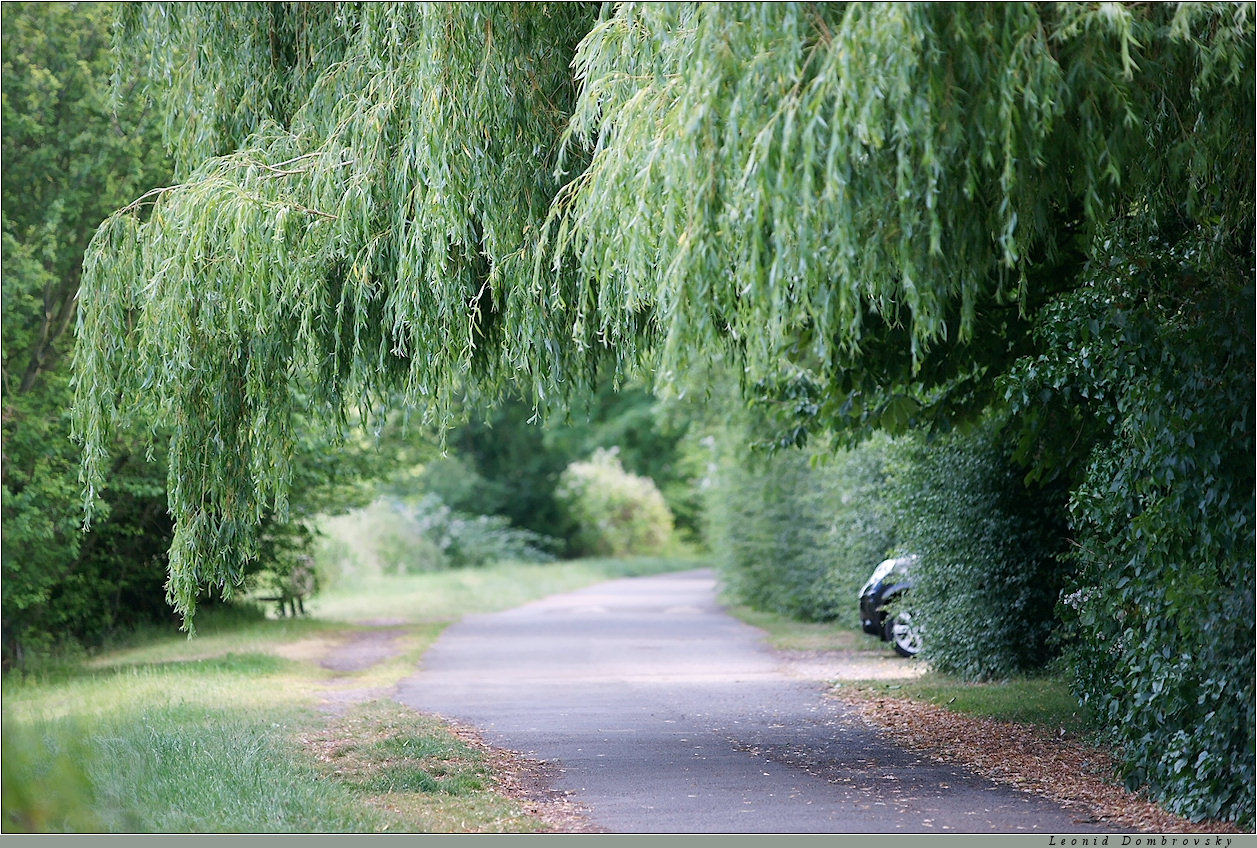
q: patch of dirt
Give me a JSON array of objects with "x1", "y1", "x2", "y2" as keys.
[
  {"x1": 319, "y1": 627, "x2": 409, "y2": 673},
  {"x1": 837, "y1": 689, "x2": 1245, "y2": 835},
  {"x1": 442, "y1": 719, "x2": 606, "y2": 833},
  {"x1": 316, "y1": 684, "x2": 397, "y2": 715},
  {"x1": 273, "y1": 636, "x2": 343, "y2": 664},
  {"x1": 309, "y1": 627, "x2": 411, "y2": 715}
]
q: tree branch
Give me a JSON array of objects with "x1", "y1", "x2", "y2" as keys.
[{"x1": 18, "y1": 273, "x2": 81, "y2": 394}]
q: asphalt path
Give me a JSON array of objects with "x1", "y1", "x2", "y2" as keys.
[{"x1": 394, "y1": 568, "x2": 1115, "y2": 834}]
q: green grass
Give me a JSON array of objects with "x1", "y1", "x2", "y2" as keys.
[
  {"x1": 831, "y1": 673, "x2": 1094, "y2": 736},
  {"x1": 727, "y1": 601, "x2": 1094, "y2": 736},
  {"x1": 2, "y1": 555, "x2": 702, "y2": 832},
  {"x1": 3, "y1": 685, "x2": 387, "y2": 832}
]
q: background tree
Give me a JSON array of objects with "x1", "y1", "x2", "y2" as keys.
[
  {"x1": 2, "y1": 2, "x2": 174, "y2": 663},
  {"x1": 417, "y1": 381, "x2": 699, "y2": 552}
]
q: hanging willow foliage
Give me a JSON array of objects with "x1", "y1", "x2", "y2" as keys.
[
  {"x1": 71, "y1": 2, "x2": 1253, "y2": 625},
  {"x1": 72, "y1": 3, "x2": 603, "y2": 623},
  {"x1": 545, "y1": 2, "x2": 1253, "y2": 431}
]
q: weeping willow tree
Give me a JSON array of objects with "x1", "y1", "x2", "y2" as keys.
[
  {"x1": 73, "y1": 3, "x2": 1251, "y2": 620},
  {"x1": 73, "y1": 3, "x2": 604, "y2": 621},
  {"x1": 548, "y1": 2, "x2": 1252, "y2": 439}
]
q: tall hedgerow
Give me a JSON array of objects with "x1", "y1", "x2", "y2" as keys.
[
  {"x1": 705, "y1": 426, "x2": 898, "y2": 627},
  {"x1": 886, "y1": 420, "x2": 1071, "y2": 680},
  {"x1": 1006, "y1": 224, "x2": 1255, "y2": 827}
]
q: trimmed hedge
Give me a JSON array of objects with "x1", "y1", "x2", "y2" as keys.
[
  {"x1": 704, "y1": 430, "x2": 897, "y2": 627},
  {"x1": 886, "y1": 421, "x2": 1071, "y2": 680}
]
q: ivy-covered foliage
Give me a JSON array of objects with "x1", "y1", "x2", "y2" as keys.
[
  {"x1": 1006, "y1": 223, "x2": 1255, "y2": 826},
  {"x1": 886, "y1": 420, "x2": 1071, "y2": 680}
]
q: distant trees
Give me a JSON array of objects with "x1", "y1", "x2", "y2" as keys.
[{"x1": 417, "y1": 384, "x2": 698, "y2": 553}]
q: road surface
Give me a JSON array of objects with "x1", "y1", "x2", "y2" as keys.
[{"x1": 394, "y1": 569, "x2": 1113, "y2": 833}]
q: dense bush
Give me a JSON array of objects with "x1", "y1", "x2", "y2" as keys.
[
  {"x1": 396, "y1": 496, "x2": 557, "y2": 570},
  {"x1": 555, "y1": 448, "x2": 674, "y2": 558},
  {"x1": 886, "y1": 421, "x2": 1071, "y2": 679},
  {"x1": 704, "y1": 429, "x2": 897, "y2": 626},
  {"x1": 1007, "y1": 229, "x2": 1255, "y2": 827},
  {"x1": 1, "y1": 409, "x2": 177, "y2": 665}
]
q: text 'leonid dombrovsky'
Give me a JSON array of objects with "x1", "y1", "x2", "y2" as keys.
[{"x1": 1048, "y1": 838, "x2": 1235, "y2": 847}]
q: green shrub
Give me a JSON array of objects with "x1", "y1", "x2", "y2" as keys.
[
  {"x1": 555, "y1": 448, "x2": 675, "y2": 557},
  {"x1": 394, "y1": 495, "x2": 557, "y2": 569},
  {"x1": 314, "y1": 496, "x2": 556, "y2": 576},
  {"x1": 887, "y1": 420, "x2": 1071, "y2": 680},
  {"x1": 824, "y1": 435, "x2": 901, "y2": 623}
]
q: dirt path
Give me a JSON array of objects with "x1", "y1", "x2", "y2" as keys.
[
  {"x1": 318, "y1": 626, "x2": 409, "y2": 672},
  {"x1": 389, "y1": 569, "x2": 1120, "y2": 833},
  {"x1": 299, "y1": 573, "x2": 1237, "y2": 834}
]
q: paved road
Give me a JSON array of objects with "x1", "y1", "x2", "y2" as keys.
[{"x1": 394, "y1": 569, "x2": 1113, "y2": 833}]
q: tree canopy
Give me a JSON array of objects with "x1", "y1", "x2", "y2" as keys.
[{"x1": 72, "y1": 2, "x2": 1252, "y2": 624}]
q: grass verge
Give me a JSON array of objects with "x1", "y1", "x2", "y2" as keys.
[
  {"x1": 2, "y1": 555, "x2": 701, "y2": 832},
  {"x1": 304, "y1": 700, "x2": 554, "y2": 832},
  {"x1": 830, "y1": 673, "x2": 1094, "y2": 736},
  {"x1": 725, "y1": 599, "x2": 1093, "y2": 736}
]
